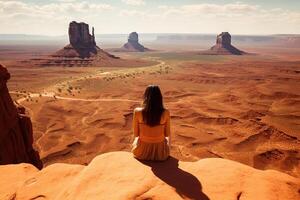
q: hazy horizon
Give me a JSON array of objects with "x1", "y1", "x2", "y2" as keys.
[
  {"x1": 1, "y1": 33, "x2": 300, "y2": 37},
  {"x1": 0, "y1": 0, "x2": 300, "y2": 35}
]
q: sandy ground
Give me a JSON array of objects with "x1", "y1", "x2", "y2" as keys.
[{"x1": 2, "y1": 44, "x2": 300, "y2": 177}]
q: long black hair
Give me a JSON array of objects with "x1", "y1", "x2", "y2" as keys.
[{"x1": 142, "y1": 85, "x2": 165, "y2": 126}]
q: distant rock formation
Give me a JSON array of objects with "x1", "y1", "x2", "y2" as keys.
[
  {"x1": 29, "y1": 21, "x2": 119, "y2": 67},
  {"x1": 69, "y1": 21, "x2": 96, "y2": 48},
  {"x1": 203, "y1": 32, "x2": 246, "y2": 55},
  {"x1": 0, "y1": 64, "x2": 42, "y2": 169},
  {"x1": 0, "y1": 152, "x2": 299, "y2": 200},
  {"x1": 52, "y1": 21, "x2": 118, "y2": 60},
  {"x1": 122, "y1": 32, "x2": 149, "y2": 52},
  {"x1": 53, "y1": 21, "x2": 98, "y2": 58}
]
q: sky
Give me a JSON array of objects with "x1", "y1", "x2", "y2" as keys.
[{"x1": 0, "y1": 0, "x2": 299, "y2": 35}]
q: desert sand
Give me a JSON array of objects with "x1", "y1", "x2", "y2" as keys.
[
  {"x1": 0, "y1": 152, "x2": 299, "y2": 200},
  {"x1": 1, "y1": 44, "x2": 298, "y2": 179},
  {"x1": 0, "y1": 41, "x2": 299, "y2": 200}
]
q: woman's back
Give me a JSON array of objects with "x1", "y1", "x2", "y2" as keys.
[{"x1": 133, "y1": 107, "x2": 170, "y2": 143}]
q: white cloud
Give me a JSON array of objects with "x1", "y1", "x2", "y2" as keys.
[
  {"x1": 0, "y1": 1, "x2": 113, "y2": 16},
  {"x1": 118, "y1": 2, "x2": 300, "y2": 34},
  {"x1": 0, "y1": 1, "x2": 114, "y2": 35},
  {"x1": 121, "y1": 0, "x2": 145, "y2": 6},
  {"x1": 159, "y1": 2, "x2": 259, "y2": 17},
  {"x1": 56, "y1": 0, "x2": 77, "y2": 2},
  {"x1": 0, "y1": 1, "x2": 299, "y2": 35},
  {"x1": 119, "y1": 9, "x2": 145, "y2": 17}
]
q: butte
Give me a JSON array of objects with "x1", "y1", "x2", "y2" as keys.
[
  {"x1": 33, "y1": 21, "x2": 118, "y2": 67},
  {"x1": 201, "y1": 32, "x2": 246, "y2": 55}
]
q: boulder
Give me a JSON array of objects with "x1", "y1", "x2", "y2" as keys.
[{"x1": 0, "y1": 64, "x2": 42, "y2": 169}]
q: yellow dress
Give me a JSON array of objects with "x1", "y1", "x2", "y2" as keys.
[{"x1": 131, "y1": 107, "x2": 170, "y2": 161}]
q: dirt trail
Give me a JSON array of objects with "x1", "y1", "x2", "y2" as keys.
[
  {"x1": 48, "y1": 57, "x2": 166, "y2": 92},
  {"x1": 10, "y1": 91, "x2": 140, "y2": 104},
  {"x1": 11, "y1": 57, "x2": 165, "y2": 105}
]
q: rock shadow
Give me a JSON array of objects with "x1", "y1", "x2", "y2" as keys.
[{"x1": 138, "y1": 156, "x2": 210, "y2": 200}]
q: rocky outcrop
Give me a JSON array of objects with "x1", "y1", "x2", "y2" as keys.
[
  {"x1": 0, "y1": 64, "x2": 42, "y2": 169},
  {"x1": 0, "y1": 152, "x2": 299, "y2": 200},
  {"x1": 52, "y1": 21, "x2": 118, "y2": 60},
  {"x1": 204, "y1": 32, "x2": 246, "y2": 55},
  {"x1": 69, "y1": 21, "x2": 96, "y2": 48},
  {"x1": 52, "y1": 21, "x2": 98, "y2": 58},
  {"x1": 122, "y1": 32, "x2": 149, "y2": 52},
  {"x1": 30, "y1": 21, "x2": 120, "y2": 67}
]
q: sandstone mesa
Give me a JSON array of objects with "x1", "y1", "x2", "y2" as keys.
[
  {"x1": 121, "y1": 32, "x2": 150, "y2": 52},
  {"x1": 202, "y1": 32, "x2": 246, "y2": 55},
  {"x1": 32, "y1": 21, "x2": 119, "y2": 67}
]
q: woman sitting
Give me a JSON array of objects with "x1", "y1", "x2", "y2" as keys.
[{"x1": 131, "y1": 85, "x2": 170, "y2": 161}]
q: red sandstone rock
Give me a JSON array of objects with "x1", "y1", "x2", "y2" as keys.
[
  {"x1": 0, "y1": 64, "x2": 42, "y2": 169},
  {"x1": 204, "y1": 32, "x2": 246, "y2": 55},
  {"x1": 69, "y1": 21, "x2": 96, "y2": 48},
  {"x1": 53, "y1": 21, "x2": 118, "y2": 60},
  {"x1": 122, "y1": 32, "x2": 149, "y2": 52},
  {"x1": 0, "y1": 152, "x2": 299, "y2": 200}
]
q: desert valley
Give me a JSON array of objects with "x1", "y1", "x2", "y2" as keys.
[{"x1": 0, "y1": 5, "x2": 300, "y2": 199}]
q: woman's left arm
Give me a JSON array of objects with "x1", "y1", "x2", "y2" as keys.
[
  {"x1": 165, "y1": 110, "x2": 171, "y2": 146},
  {"x1": 132, "y1": 108, "x2": 140, "y2": 146}
]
